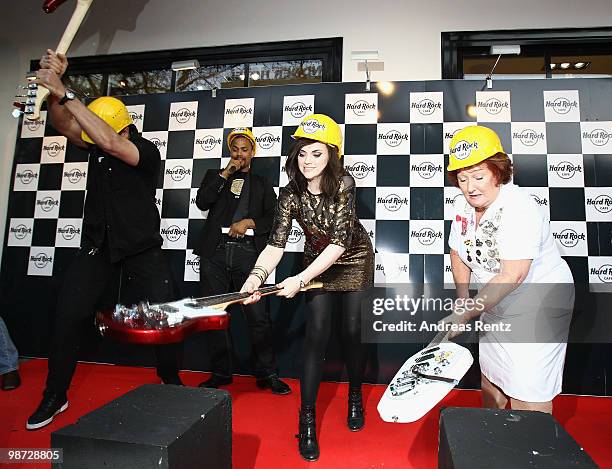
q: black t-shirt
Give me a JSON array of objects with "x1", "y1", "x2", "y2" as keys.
[{"x1": 82, "y1": 133, "x2": 163, "y2": 262}]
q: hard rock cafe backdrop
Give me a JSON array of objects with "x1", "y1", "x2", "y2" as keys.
[{"x1": 2, "y1": 79, "x2": 611, "y2": 395}]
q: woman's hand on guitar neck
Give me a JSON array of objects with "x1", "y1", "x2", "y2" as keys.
[
  {"x1": 40, "y1": 49, "x2": 68, "y2": 77},
  {"x1": 240, "y1": 277, "x2": 262, "y2": 305}
]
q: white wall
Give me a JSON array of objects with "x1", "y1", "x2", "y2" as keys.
[{"x1": 1, "y1": 0, "x2": 611, "y2": 259}]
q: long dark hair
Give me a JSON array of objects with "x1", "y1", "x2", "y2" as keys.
[{"x1": 285, "y1": 138, "x2": 346, "y2": 199}]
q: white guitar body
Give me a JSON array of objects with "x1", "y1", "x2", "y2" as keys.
[{"x1": 377, "y1": 341, "x2": 473, "y2": 423}]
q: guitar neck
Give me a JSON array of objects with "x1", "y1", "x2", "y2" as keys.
[
  {"x1": 56, "y1": 0, "x2": 93, "y2": 53},
  {"x1": 428, "y1": 329, "x2": 451, "y2": 348},
  {"x1": 191, "y1": 282, "x2": 323, "y2": 310}
]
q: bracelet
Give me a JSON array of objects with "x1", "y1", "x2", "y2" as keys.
[
  {"x1": 249, "y1": 272, "x2": 265, "y2": 286},
  {"x1": 250, "y1": 265, "x2": 269, "y2": 281}
]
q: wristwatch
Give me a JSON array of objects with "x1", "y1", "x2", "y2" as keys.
[{"x1": 58, "y1": 88, "x2": 76, "y2": 105}]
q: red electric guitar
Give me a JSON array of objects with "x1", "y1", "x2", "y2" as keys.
[{"x1": 95, "y1": 282, "x2": 323, "y2": 345}]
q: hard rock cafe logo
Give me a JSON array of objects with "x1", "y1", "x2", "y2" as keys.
[
  {"x1": 412, "y1": 162, "x2": 442, "y2": 179},
  {"x1": 150, "y1": 137, "x2": 167, "y2": 149},
  {"x1": 477, "y1": 98, "x2": 508, "y2": 115},
  {"x1": 412, "y1": 227, "x2": 442, "y2": 246},
  {"x1": 186, "y1": 256, "x2": 200, "y2": 274},
  {"x1": 587, "y1": 195, "x2": 612, "y2": 213},
  {"x1": 530, "y1": 194, "x2": 548, "y2": 206},
  {"x1": 226, "y1": 105, "x2": 253, "y2": 118},
  {"x1": 155, "y1": 197, "x2": 162, "y2": 207},
  {"x1": 545, "y1": 97, "x2": 578, "y2": 115},
  {"x1": 444, "y1": 128, "x2": 463, "y2": 140},
  {"x1": 129, "y1": 112, "x2": 143, "y2": 123},
  {"x1": 166, "y1": 166, "x2": 191, "y2": 182},
  {"x1": 553, "y1": 229, "x2": 585, "y2": 248},
  {"x1": 171, "y1": 108, "x2": 196, "y2": 124},
  {"x1": 24, "y1": 117, "x2": 45, "y2": 132},
  {"x1": 445, "y1": 193, "x2": 463, "y2": 206},
  {"x1": 549, "y1": 161, "x2": 581, "y2": 179},
  {"x1": 411, "y1": 99, "x2": 441, "y2": 116},
  {"x1": 583, "y1": 129, "x2": 611, "y2": 147},
  {"x1": 285, "y1": 102, "x2": 312, "y2": 119},
  {"x1": 43, "y1": 142, "x2": 65, "y2": 157},
  {"x1": 379, "y1": 130, "x2": 409, "y2": 147},
  {"x1": 16, "y1": 169, "x2": 38, "y2": 185},
  {"x1": 513, "y1": 129, "x2": 544, "y2": 147},
  {"x1": 346, "y1": 162, "x2": 374, "y2": 179},
  {"x1": 10, "y1": 224, "x2": 31, "y2": 240},
  {"x1": 377, "y1": 194, "x2": 409, "y2": 212},
  {"x1": 347, "y1": 100, "x2": 376, "y2": 117},
  {"x1": 450, "y1": 140, "x2": 478, "y2": 160},
  {"x1": 288, "y1": 226, "x2": 303, "y2": 244},
  {"x1": 591, "y1": 264, "x2": 612, "y2": 283},
  {"x1": 58, "y1": 224, "x2": 81, "y2": 241},
  {"x1": 300, "y1": 118, "x2": 325, "y2": 134},
  {"x1": 161, "y1": 225, "x2": 187, "y2": 242},
  {"x1": 64, "y1": 168, "x2": 86, "y2": 184},
  {"x1": 31, "y1": 252, "x2": 53, "y2": 269},
  {"x1": 196, "y1": 135, "x2": 221, "y2": 152},
  {"x1": 256, "y1": 133, "x2": 281, "y2": 150},
  {"x1": 445, "y1": 265, "x2": 452, "y2": 273},
  {"x1": 37, "y1": 196, "x2": 59, "y2": 212}
]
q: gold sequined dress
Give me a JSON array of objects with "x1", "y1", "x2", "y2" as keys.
[{"x1": 268, "y1": 175, "x2": 374, "y2": 291}]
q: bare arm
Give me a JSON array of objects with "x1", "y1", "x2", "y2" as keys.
[
  {"x1": 450, "y1": 248, "x2": 471, "y2": 299},
  {"x1": 36, "y1": 52, "x2": 140, "y2": 166}
]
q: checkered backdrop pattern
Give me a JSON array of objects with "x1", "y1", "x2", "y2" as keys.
[{"x1": 5, "y1": 80, "x2": 612, "y2": 294}]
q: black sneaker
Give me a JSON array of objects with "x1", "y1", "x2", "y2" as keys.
[
  {"x1": 26, "y1": 392, "x2": 68, "y2": 430},
  {"x1": 256, "y1": 375, "x2": 291, "y2": 395}
]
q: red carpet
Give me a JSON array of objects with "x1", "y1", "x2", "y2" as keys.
[{"x1": 1, "y1": 359, "x2": 610, "y2": 468}]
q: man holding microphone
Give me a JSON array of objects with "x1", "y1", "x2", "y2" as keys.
[{"x1": 194, "y1": 128, "x2": 290, "y2": 394}]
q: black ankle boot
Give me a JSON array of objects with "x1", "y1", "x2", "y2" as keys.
[
  {"x1": 296, "y1": 405, "x2": 319, "y2": 461},
  {"x1": 347, "y1": 387, "x2": 364, "y2": 431}
]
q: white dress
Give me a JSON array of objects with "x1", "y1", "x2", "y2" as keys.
[{"x1": 448, "y1": 183, "x2": 574, "y2": 402}]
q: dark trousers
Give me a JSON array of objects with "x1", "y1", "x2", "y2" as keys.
[
  {"x1": 199, "y1": 237, "x2": 276, "y2": 378},
  {"x1": 301, "y1": 290, "x2": 368, "y2": 407},
  {"x1": 46, "y1": 245, "x2": 181, "y2": 395}
]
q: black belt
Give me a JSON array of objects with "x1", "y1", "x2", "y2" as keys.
[{"x1": 220, "y1": 233, "x2": 255, "y2": 244}]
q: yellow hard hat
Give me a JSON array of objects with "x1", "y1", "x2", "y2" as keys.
[
  {"x1": 292, "y1": 113, "x2": 343, "y2": 157},
  {"x1": 448, "y1": 125, "x2": 505, "y2": 171},
  {"x1": 81, "y1": 97, "x2": 133, "y2": 144},
  {"x1": 227, "y1": 127, "x2": 256, "y2": 155}
]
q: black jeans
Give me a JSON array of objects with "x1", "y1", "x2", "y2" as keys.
[
  {"x1": 199, "y1": 237, "x2": 276, "y2": 378},
  {"x1": 46, "y1": 245, "x2": 181, "y2": 395}
]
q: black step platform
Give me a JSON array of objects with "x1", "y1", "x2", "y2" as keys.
[
  {"x1": 438, "y1": 407, "x2": 597, "y2": 469},
  {"x1": 52, "y1": 384, "x2": 231, "y2": 469}
]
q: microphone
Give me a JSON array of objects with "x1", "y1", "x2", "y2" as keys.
[{"x1": 43, "y1": 0, "x2": 70, "y2": 13}]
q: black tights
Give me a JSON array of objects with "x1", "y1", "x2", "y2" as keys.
[{"x1": 300, "y1": 290, "x2": 368, "y2": 407}]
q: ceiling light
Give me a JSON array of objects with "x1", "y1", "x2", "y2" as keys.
[
  {"x1": 560, "y1": 62, "x2": 571, "y2": 69},
  {"x1": 118, "y1": 80, "x2": 126, "y2": 87},
  {"x1": 250, "y1": 72, "x2": 260, "y2": 81},
  {"x1": 196, "y1": 85, "x2": 205, "y2": 90},
  {"x1": 550, "y1": 63, "x2": 557, "y2": 69},
  {"x1": 574, "y1": 62, "x2": 587, "y2": 69},
  {"x1": 239, "y1": 73, "x2": 245, "y2": 81}
]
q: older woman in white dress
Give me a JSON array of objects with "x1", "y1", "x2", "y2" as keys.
[{"x1": 444, "y1": 125, "x2": 574, "y2": 414}]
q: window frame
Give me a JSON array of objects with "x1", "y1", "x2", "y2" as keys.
[
  {"x1": 441, "y1": 27, "x2": 612, "y2": 79},
  {"x1": 30, "y1": 37, "x2": 343, "y2": 94}
]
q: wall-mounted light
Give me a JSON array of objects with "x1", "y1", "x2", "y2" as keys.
[
  {"x1": 250, "y1": 72, "x2": 260, "y2": 81},
  {"x1": 376, "y1": 81, "x2": 394, "y2": 95},
  {"x1": 171, "y1": 59, "x2": 200, "y2": 71},
  {"x1": 351, "y1": 50, "x2": 381, "y2": 91}
]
